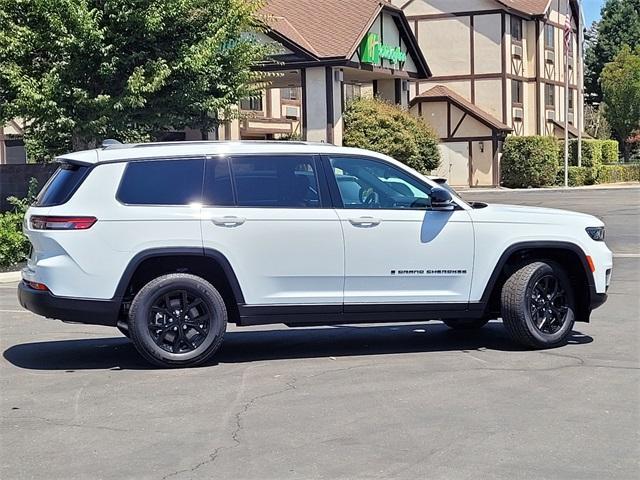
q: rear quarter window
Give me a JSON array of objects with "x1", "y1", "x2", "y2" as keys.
[
  {"x1": 117, "y1": 158, "x2": 204, "y2": 205},
  {"x1": 36, "y1": 163, "x2": 91, "y2": 207}
]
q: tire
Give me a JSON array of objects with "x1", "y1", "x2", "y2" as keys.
[
  {"x1": 128, "y1": 273, "x2": 227, "y2": 368},
  {"x1": 443, "y1": 318, "x2": 490, "y2": 330},
  {"x1": 501, "y1": 261, "x2": 575, "y2": 349}
]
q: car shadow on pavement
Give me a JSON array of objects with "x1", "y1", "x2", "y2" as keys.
[{"x1": 3, "y1": 321, "x2": 593, "y2": 371}]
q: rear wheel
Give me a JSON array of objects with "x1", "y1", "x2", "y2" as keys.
[
  {"x1": 501, "y1": 261, "x2": 575, "y2": 349},
  {"x1": 442, "y1": 318, "x2": 489, "y2": 330},
  {"x1": 128, "y1": 273, "x2": 227, "y2": 368}
]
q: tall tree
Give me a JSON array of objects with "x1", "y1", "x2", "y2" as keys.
[
  {"x1": 600, "y1": 45, "x2": 640, "y2": 160},
  {"x1": 585, "y1": 0, "x2": 640, "y2": 104},
  {"x1": 0, "y1": 0, "x2": 272, "y2": 160}
]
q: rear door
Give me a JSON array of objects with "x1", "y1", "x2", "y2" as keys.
[{"x1": 200, "y1": 154, "x2": 344, "y2": 306}]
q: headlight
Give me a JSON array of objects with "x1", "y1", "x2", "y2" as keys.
[{"x1": 586, "y1": 226, "x2": 605, "y2": 241}]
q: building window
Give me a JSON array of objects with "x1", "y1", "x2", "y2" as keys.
[
  {"x1": 545, "y1": 84, "x2": 555, "y2": 108},
  {"x1": 281, "y1": 87, "x2": 298, "y2": 101},
  {"x1": 568, "y1": 91, "x2": 574, "y2": 111},
  {"x1": 544, "y1": 24, "x2": 554, "y2": 50},
  {"x1": 511, "y1": 16, "x2": 522, "y2": 43},
  {"x1": 511, "y1": 80, "x2": 523, "y2": 105},
  {"x1": 284, "y1": 105, "x2": 299, "y2": 120},
  {"x1": 240, "y1": 94, "x2": 263, "y2": 112},
  {"x1": 344, "y1": 83, "x2": 362, "y2": 103}
]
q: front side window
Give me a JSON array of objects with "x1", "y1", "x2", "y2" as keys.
[
  {"x1": 230, "y1": 155, "x2": 320, "y2": 208},
  {"x1": 328, "y1": 156, "x2": 433, "y2": 210},
  {"x1": 117, "y1": 158, "x2": 204, "y2": 205}
]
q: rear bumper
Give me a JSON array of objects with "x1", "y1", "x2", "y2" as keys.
[{"x1": 17, "y1": 281, "x2": 120, "y2": 326}]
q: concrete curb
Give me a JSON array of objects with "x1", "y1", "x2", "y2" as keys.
[
  {"x1": 457, "y1": 182, "x2": 640, "y2": 193},
  {"x1": 0, "y1": 271, "x2": 21, "y2": 283}
]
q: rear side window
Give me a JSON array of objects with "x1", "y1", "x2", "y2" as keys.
[
  {"x1": 230, "y1": 155, "x2": 320, "y2": 208},
  {"x1": 36, "y1": 163, "x2": 90, "y2": 207},
  {"x1": 117, "y1": 158, "x2": 204, "y2": 205}
]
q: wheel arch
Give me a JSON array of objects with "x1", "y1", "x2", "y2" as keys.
[
  {"x1": 480, "y1": 241, "x2": 595, "y2": 322},
  {"x1": 113, "y1": 247, "x2": 245, "y2": 322}
]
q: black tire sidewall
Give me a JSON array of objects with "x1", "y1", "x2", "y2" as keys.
[
  {"x1": 129, "y1": 275, "x2": 227, "y2": 367},
  {"x1": 522, "y1": 262, "x2": 576, "y2": 346}
]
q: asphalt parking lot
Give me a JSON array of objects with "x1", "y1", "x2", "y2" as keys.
[{"x1": 1, "y1": 187, "x2": 639, "y2": 480}]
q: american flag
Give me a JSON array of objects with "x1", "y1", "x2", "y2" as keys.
[{"x1": 564, "y1": 11, "x2": 572, "y2": 52}]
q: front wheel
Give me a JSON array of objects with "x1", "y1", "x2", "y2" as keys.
[
  {"x1": 501, "y1": 261, "x2": 575, "y2": 349},
  {"x1": 128, "y1": 273, "x2": 227, "y2": 368}
]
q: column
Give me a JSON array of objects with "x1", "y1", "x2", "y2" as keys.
[{"x1": 301, "y1": 66, "x2": 344, "y2": 144}]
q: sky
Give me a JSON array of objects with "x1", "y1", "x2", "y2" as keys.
[{"x1": 582, "y1": 0, "x2": 605, "y2": 26}]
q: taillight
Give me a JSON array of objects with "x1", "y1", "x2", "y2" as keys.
[
  {"x1": 25, "y1": 280, "x2": 49, "y2": 291},
  {"x1": 30, "y1": 216, "x2": 97, "y2": 230}
]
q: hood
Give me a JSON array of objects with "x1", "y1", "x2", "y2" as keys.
[{"x1": 469, "y1": 203, "x2": 604, "y2": 227}]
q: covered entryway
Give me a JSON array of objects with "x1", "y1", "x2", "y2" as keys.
[{"x1": 410, "y1": 85, "x2": 512, "y2": 187}]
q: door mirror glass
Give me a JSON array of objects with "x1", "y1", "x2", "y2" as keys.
[{"x1": 430, "y1": 187, "x2": 455, "y2": 211}]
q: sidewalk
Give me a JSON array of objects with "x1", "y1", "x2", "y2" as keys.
[{"x1": 0, "y1": 271, "x2": 21, "y2": 283}]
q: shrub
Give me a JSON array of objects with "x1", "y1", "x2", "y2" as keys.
[
  {"x1": 501, "y1": 136, "x2": 559, "y2": 188},
  {"x1": 559, "y1": 139, "x2": 619, "y2": 167},
  {"x1": 597, "y1": 164, "x2": 640, "y2": 183},
  {"x1": 601, "y1": 140, "x2": 619, "y2": 164},
  {"x1": 0, "y1": 178, "x2": 39, "y2": 268},
  {"x1": 343, "y1": 97, "x2": 440, "y2": 173},
  {"x1": 556, "y1": 166, "x2": 599, "y2": 187}
]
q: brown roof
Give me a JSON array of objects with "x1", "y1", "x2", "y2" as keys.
[
  {"x1": 551, "y1": 119, "x2": 592, "y2": 139},
  {"x1": 411, "y1": 85, "x2": 512, "y2": 132},
  {"x1": 262, "y1": 0, "x2": 396, "y2": 59},
  {"x1": 495, "y1": 1, "x2": 551, "y2": 16}
]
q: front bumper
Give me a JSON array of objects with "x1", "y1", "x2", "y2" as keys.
[{"x1": 18, "y1": 281, "x2": 120, "y2": 326}]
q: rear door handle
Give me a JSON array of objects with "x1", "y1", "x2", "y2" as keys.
[
  {"x1": 211, "y1": 216, "x2": 246, "y2": 227},
  {"x1": 348, "y1": 216, "x2": 381, "y2": 227}
]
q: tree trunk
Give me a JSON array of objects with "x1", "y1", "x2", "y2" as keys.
[{"x1": 623, "y1": 141, "x2": 631, "y2": 162}]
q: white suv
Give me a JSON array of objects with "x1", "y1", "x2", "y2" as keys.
[{"x1": 18, "y1": 141, "x2": 612, "y2": 367}]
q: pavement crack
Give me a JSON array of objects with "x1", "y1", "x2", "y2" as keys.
[{"x1": 160, "y1": 375, "x2": 298, "y2": 480}]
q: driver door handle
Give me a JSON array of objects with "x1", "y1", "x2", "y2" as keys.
[
  {"x1": 348, "y1": 216, "x2": 381, "y2": 227},
  {"x1": 211, "y1": 216, "x2": 246, "y2": 227}
]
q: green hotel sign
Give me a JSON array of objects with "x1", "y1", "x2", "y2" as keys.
[{"x1": 360, "y1": 33, "x2": 407, "y2": 65}]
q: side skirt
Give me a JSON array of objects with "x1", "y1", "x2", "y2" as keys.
[{"x1": 237, "y1": 303, "x2": 486, "y2": 326}]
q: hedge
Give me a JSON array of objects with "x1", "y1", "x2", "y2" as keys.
[
  {"x1": 501, "y1": 136, "x2": 559, "y2": 188},
  {"x1": 343, "y1": 97, "x2": 440, "y2": 173},
  {"x1": 555, "y1": 164, "x2": 640, "y2": 186},
  {"x1": 559, "y1": 139, "x2": 619, "y2": 167}
]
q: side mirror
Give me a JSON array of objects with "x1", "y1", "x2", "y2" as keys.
[{"x1": 430, "y1": 187, "x2": 455, "y2": 211}]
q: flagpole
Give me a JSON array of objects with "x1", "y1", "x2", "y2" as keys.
[
  {"x1": 577, "y1": 2, "x2": 583, "y2": 167},
  {"x1": 564, "y1": 14, "x2": 570, "y2": 187}
]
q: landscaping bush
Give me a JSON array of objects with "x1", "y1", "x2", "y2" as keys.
[
  {"x1": 601, "y1": 140, "x2": 619, "y2": 164},
  {"x1": 0, "y1": 178, "x2": 38, "y2": 269},
  {"x1": 597, "y1": 164, "x2": 640, "y2": 183},
  {"x1": 559, "y1": 139, "x2": 619, "y2": 167},
  {"x1": 343, "y1": 97, "x2": 440, "y2": 173},
  {"x1": 501, "y1": 136, "x2": 559, "y2": 188},
  {"x1": 556, "y1": 166, "x2": 599, "y2": 186}
]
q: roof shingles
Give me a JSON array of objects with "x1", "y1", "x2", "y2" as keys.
[{"x1": 262, "y1": 0, "x2": 393, "y2": 58}]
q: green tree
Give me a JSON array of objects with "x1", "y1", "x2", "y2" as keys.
[
  {"x1": 0, "y1": 0, "x2": 272, "y2": 160},
  {"x1": 601, "y1": 45, "x2": 640, "y2": 160},
  {"x1": 585, "y1": 0, "x2": 640, "y2": 104},
  {"x1": 343, "y1": 97, "x2": 440, "y2": 174}
]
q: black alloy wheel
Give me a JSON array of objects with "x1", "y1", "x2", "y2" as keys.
[
  {"x1": 528, "y1": 274, "x2": 569, "y2": 335},
  {"x1": 148, "y1": 290, "x2": 211, "y2": 354}
]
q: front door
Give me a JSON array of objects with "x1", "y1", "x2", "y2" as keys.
[
  {"x1": 200, "y1": 154, "x2": 344, "y2": 306},
  {"x1": 324, "y1": 155, "x2": 474, "y2": 307}
]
